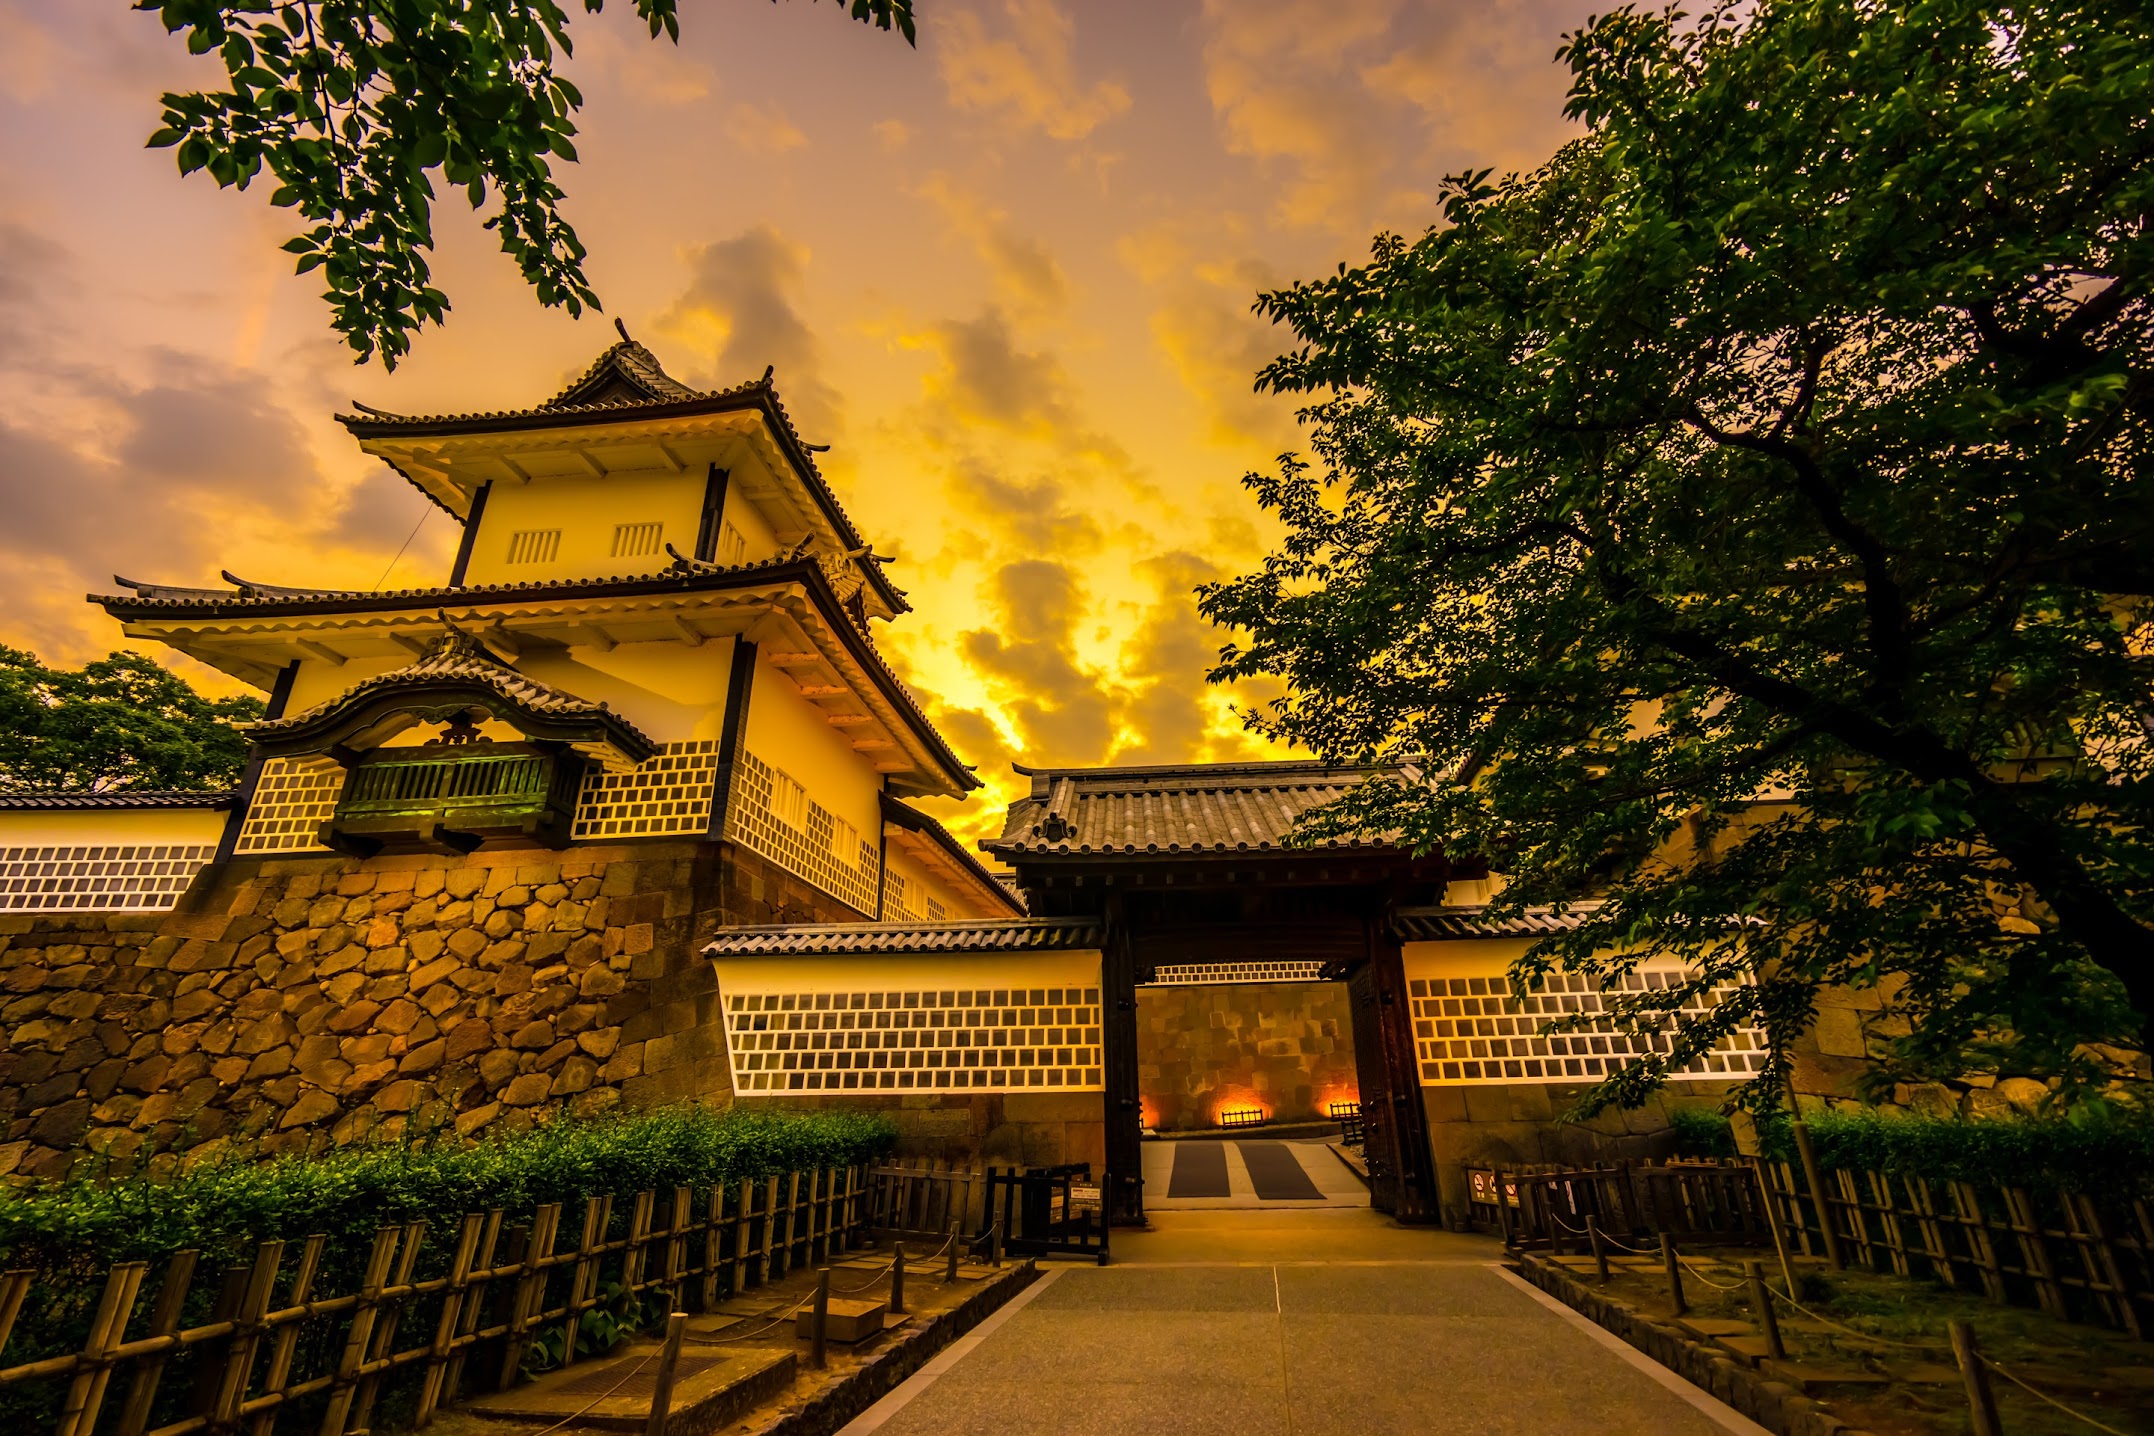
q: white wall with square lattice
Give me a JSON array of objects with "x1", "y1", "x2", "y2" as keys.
[
  {"x1": 1402, "y1": 941, "x2": 1769, "y2": 1085},
  {"x1": 724, "y1": 750, "x2": 880, "y2": 914},
  {"x1": 715, "y1": 951, "x2": 1105, "y2": 1095},
  {"x1": 234, "y1": 760, "x2": 342, "y2": 854},
  {"x1": 0, "y1": 844, "x2": 217, "y2": 912},
  {"x1": 1146, "y1": 961, "x2": 1328, "y2": 986},
  {"x1": 572, "y1": 741, "x2": 720, "y2": 839}
]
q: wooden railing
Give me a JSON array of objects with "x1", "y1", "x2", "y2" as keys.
[
  {"x1": 864, "y1": 1161, "x2": 984, "y2": 1245},
  {"x1": 1471, "y1": 1159, "x2": 1773, "y2": 1251},
  {"x1": 1475, "y1": 1154, "x2": 2154, "y2": 1335},
  {"x1": 0, "y1": 1165, "x2": 868, "y2": 1436}
]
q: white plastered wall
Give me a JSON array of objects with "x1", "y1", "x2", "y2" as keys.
[
  {"x1": 713, "y1": 949, "x2": 1105, "y2": 1096},
  {"x1": 463, "y1": 468, "x2": 706, "y2": 586},
  {"x1": 0, "y1": 807, "x2": 226, "y2": 913}
]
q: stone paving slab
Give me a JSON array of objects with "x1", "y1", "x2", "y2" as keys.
[{"x1": 840, "y1": 1211, "x2": 1764, "y2": 1436}]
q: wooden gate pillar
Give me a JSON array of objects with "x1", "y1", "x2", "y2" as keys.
[
  {"x1": 1100, "y1": 898, "x2": 1145, "y2": 1225},
  {"x1": 1360, "y1": 916, "x2": 1442, "y2": 1223}
]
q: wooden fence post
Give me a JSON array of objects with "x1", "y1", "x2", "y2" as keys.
[
  {"x1": 349, "y1": 1221, "x2": 426, "y2": 1436},
  {"x1": 1661, "y1": 1233, "x2": 1687, "y2": 1317},
  {"x1": 1948, "y1": 1321, "x2": 2003, "y2": 1436},
  {"x1": 1744, "y1": 1260, "x2": 1785, "y2": 1361},
  {"x1": 415, "y1": 1215, "x2": 485, "y2": 1428},
  {"x1": 249, "y1": 1234, "x2": 326, "y2": 1436},
  {"x1": 54, "y1": 1260, "x2": 148, "y2": 1436},
  {"x1": 809, "y1": 1269, "x2": 831, "y2": 1371},
  {"x1": 644, "y1": 1312, "x2": 689, "y2": 1436},
  {"x1": 211, "y1": 1241, "x2": 287, "y2": 1436},
  {"x1": 1790, "y1": 1120, "x2": 1845, "y2": 1270},
  {"x1": 114, "y1": 1249, "x2": 198, "y2": 1436},
  {"x1": 496, "y1": 1204, "x2": 561, "y2": 1394}
]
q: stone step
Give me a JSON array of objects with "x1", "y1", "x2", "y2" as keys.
[{"x1": 465, "y1": 1342, "x2": 795, "y2": 1431}]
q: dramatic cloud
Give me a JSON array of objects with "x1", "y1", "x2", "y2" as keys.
[
  {"x1": 658, "y1": 224, "x2": 837, "y2": 433},
  {"x1": 936, "y1": 0, "x2": 1131, "y2": 141}
]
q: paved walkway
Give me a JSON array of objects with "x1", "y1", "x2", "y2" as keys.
[
  {"x1": 1141, "y1": 1137, "x2": 1369, "y2": 1209},
  {"x1": 841, "y1": 1210, "x2": 1766, "y2": 1436}
]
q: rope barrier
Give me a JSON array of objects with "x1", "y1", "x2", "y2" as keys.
[
  {"x1": 1761, "y1": 1282, "x2": 1941, "y2": 1353},
  {"x1": 1983, "y1": 1356, "x2": 2134, "y2": 1436},
  {"x1": 1675, "y1": 1255, "x2": 1746, "y2": 1293},
  {"x1": 520, "y1": 1352, "x2": 657, "y2": 1436}
]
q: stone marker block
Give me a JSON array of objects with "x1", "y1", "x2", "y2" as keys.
[{"x1": 796, "y1": 1296, "x2": 889, "y2": 1344}]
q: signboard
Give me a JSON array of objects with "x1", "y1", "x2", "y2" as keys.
[{"x1": 1466, "y1": 1168, "x2": 1521, "y2": 1208}]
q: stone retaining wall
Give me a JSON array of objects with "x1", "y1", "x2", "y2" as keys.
[
  {"x1": 1135, "y1": 981, "x2": 1356, "y2": 1131},
  {"x1": 0, "y1": 839, "x2": 866, "y2": 1182}
]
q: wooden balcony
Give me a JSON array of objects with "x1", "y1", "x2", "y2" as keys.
[{"x1": 321, "y1": 742, "x2": 586, "y2": 855}]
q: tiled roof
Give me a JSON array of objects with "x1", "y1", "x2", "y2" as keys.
[
  {"x1": 95, "y1": 554, "x2": 803, "y2": 616},
  {"x1": 1391, "y1": 904, "x2": 1601, "y2": 940},
  {"x1": 246, "y1": 625, "x2": 660, "y2": 758},
  {"x1": 0, "y1": 789, "x2": 238, "y2": 810},
  {"x1": 331, "y1": 334, "x2": 906, "y2": 615},
  {"x1": 981, "y1": 760, "x2": 1389, "y2": 857},
  {"x1": 95, "y1": 560, "x2": 977, "y2": 795},
  {"x1": 705, "y1": 917, "x2": 1101, "y2": 957}
]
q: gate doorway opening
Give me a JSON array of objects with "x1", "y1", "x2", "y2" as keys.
[{"x1": 1134, "y1": 969, "x2": 1372, "y2": 1208}]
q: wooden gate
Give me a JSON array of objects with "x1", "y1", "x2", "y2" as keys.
[{"x1": 982, "y1": 1165, "x2": 1111, "y2": 1264}]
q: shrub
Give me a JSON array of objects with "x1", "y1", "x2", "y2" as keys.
[
  {"x1": 1668, "y1": 1108, "x2": 1739, "y2": 1161},
  {"x1": 1756, "y1": 1104, "x2": 2154, "y2": 1194},
  {"x1": 0, "y1": 1104, "x2": 896, "y2": 1339}
]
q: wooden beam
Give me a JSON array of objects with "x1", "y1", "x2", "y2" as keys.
[
  {"x1": 577, "y1": 624, "x2": 617, "y2": 653},
  {"x1": 850, "y1": 738, "x2": 894, "y2": 751},
  {"x1": 389, "y1": 631, "x2": 432, "y2": 656},
  {"x1": 573, "y1": 448, "x2": 606, "y2": 478},
  {"x1": 295, "y1": 639, "x2": 347, "y2": 667},
  {"x1": 672, "y1": 615, "x2": 706, "y2": 648},
  {"x1": 653, "y1": 443, "x2": 685, "y2": 474},
  {"x1": 825, "y1": 713, "x2": 873, "y2": 727},
  {"x1": 795, "y1": 683, "x2": 845, "y2": 697},
  {"x1": 766, "y1": 651, "x2": 822, "y2": 666}
]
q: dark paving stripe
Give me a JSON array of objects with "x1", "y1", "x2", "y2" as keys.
[
  {"x1": 1167, "y1": 1140, "x2": 1231, "y2": 1197},
  {"x1": 1237, "y1": 1141, "x2": 1324, "y2": 1200}
]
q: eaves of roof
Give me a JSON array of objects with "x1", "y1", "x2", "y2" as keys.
[
  {"x1": 705, "y1": 917, "x2": 1101, "y2": 957},
  {"x1": 1390, "y1": 904, "x2": 1602, "y2": 940},
  {"x1": 983, "y1": 758, "x2": 1391, "y2": 859},
  {"x1": 0, "y1": 789, "x2": 238, "y2": 811},
  {"x1": 93, "y1": 560, "x2": 978, "y2": 794},
  {"x1": 879, "y1": 793, "x2": 1024, "y2": 916}
]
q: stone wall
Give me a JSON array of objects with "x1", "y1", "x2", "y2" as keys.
[
  {"x1": 0, "y1": 840, "x2": 748, "y2": 1182},
  {"x1": 1421, "y1": 1079, "x2": 1745, "y2": 1223},
  {"x1": 1134, "y1": 981, "x2": 1358, "y2": 1131}
]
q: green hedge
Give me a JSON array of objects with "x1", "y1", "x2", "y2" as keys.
[
  {"x1": 1757, "y1": 1107, "x2": 2154, "y2": 1194},
  {"x1": 0, "y1": 1104, "x2": 897, "y2": 1282}
]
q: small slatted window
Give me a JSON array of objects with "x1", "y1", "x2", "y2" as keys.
[
  {"x1": 770, "y1": 769, "x2": 807, "y2": 829},
  {"x1": 506, "y1": 529, "x2": 561, "y2": 564},
  {"x1": 717, "y1": 521, "x2": 747, "y2": 565},
  {"x1": 612, "y1": 521, "x2": 663, "y2": 557},
  {"x1": 927, "y1": 897, "x2": 947, "y2": 921},
  {"x1": 829, "y1": 815, "x2": 858, "y2": 861}
]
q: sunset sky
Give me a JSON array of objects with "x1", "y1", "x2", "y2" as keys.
[{"x1": 0, "y1": 0, "x2": 1585, "y2": 838}]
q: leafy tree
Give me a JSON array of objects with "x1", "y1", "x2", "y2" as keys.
[
  {"x1": 140, "y1": 0, "x2": 917, "y2": 367},
  {"x1": 0, "y1": 648, "x2": 264, "y2": 793},
  {"x1": 1201, "y1": 0, "x2": 2154, "y2": 1111}
]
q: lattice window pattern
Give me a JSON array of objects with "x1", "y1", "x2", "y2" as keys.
[
  {"x1": 234, "y1": 760, "x2": 343, "y2": 853},
  {"x1": 723, "y1": 986, "x2": 1104, "y2": 1094},
  {"x1": 724, "y1": 751, "x2": 879, "y2": 914},
  {"x1": 1409, "y1": 969, "x2": 1770, "y2": 1084},
  {"x1": 883, "y1": 872, "x2": 923, "y2": 923},
  {"x1": 572, "y1": 741, "x2": 721, "y2": 839},
  {"x1": 0, "y1": 844, "x2": 217, "y2": 912},
  {"x1": 506, "y1": 529, "x2": 561, "y2": 564},
  {"x1": 1145, "y1": 961, "x2": 1329, "y2": 985}
]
